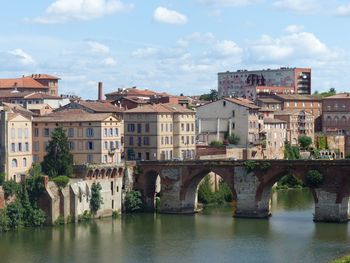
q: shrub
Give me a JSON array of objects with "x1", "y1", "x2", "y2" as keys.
[
  {"x1": 305, "y1": 170, "x2": 324, "y2": 188},
  {"x1": 52, "y1": 176, "x2": 70, "y2": 189},
  {"x1": 90, "y1": 182, "x2": 103, "y2": 215},
  {"x1": 244, "y1": 160, "x2": 257, "y2": 172},
  {"x1": 125, "y1": 190, "x2": 143, "y2": 212},
  {"x1": 198, "y1": 176, "x2": 214, "y2": 204},
  {"x1": 227, "y1": 134, "x2": 240, "y2": 145},
  {"x1": 209, "y1": 140, "x2": 224, "y2": 147},
  {"x1": 284, "y1": 141, "x2": 301, "y2": 160},
  {"x1": 28, "y1": 163, "x2": 42, "y2": 177},
  {"x1": 0, "y1": 209, "x2": 9, "y2": 232},
  {"x1": 78, "y1": 211, "x2": 91, "y2": 222},
  {"x1": 2, "y1": 180, "x2": 20, "y2": 199},
  {"x1": 27, "y1": 208, "x2": 46, "y2": 227},
  {"x1": 198, "y1": 176, "x2": 233, "y2": 205},
  {"x1": 298, "y1": 135, "x2": 312, "y2": 150},
  {"x1": 26, "y1": 175, "x2": 45, "y2": 204},
  {"x1": 54, "y1": 216, "x2": 65, "y2": 226},
  {"x1": 6, "y1": 201, "x2": 23, "y2": 229},
  {"x1": 277, "y1": 174, "x2": 303, "y2": 189}
]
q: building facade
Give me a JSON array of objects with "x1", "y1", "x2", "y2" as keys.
[
  {"x1": 124, "y1": 104, "x2": 196, "y2": 161},
  {"x1": 0, "y1": 108, "x2": 33, "y2": 181},
  {"x1": 262, "y1": 118, "x2": 287, "y2": 159},
  {"x1": 32, "y1": 109, "x2": 123, "y2": 165},
  {"x1": 218, "y1": 67, "x2": 311, "y2": 98},
  {"x1": 322, "y1": 93, "x2": 350, "y2": 154},
  {"x1": 274, "y1": 110, "x2": 314, "y2": 145},
  {"x1": 197, "y1": 98, "x2": 260, "y2": 146}
]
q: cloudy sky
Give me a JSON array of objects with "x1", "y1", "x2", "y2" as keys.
[{"x1": 1, "y1": 0, "x2": 350, "y2": 99}]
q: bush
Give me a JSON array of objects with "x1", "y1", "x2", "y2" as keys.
[
  {"x1": 277, "y1": 174, "x2": 303, "y2": 189},
  {"x1": 90, "y1": 182, "x2": 103, "y2": 215},
  {"x1": 2, "y1": 180, "x2": 20, "y2": 199},
  {"x1": 209, "y1": 140, "x2": 224, "y2": 147},
  {"x1": 198, "y1": 176, "x2": 214, "y2": 204},
  {"x1": 52, "y1": 176, "x2": 70, "y2": 189},
  {"x1": 198, "y1": 175, "x2": 233, "y2": 205},
  {"x1": 6, "y1": 201, "x2": 23, "y2": 229},
  {"x1": 28, "y1": 163, "x2": 42, "y2": 177},
  {"x1": 298, "y1": 135, "x2": 312, "y2": 150},
  {"x1": 78, "y1": 211, "x2": 91, "y2": 222},
  {"x1": 26, "y1": 175, "x2": 45, "y2": 204},
  {"x1": 0, "y1": 209, "x2": 9, "y2": 232},
  {"x1": 227, "y1": 134, "x2": 240, "y2": 145},
  {"x1": 244, "y1": 160, "x2": 257, "y2": 172},
  {"x1": 125, "y1": 190, "x2": 143, "y2": 212},
  {"x1": 54, "y1": 216, "x2": 65, "y2": 226},
  {"x1": 305, "y1": 170, "x2": 324, "y2": 188},
  {"x1": 284, "y1": 141, "x2": 301, "y2": 160}
]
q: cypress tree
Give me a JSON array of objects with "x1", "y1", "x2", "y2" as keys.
[{"x1": 42, "y1": 127, "x2": 73, "y2": 178}]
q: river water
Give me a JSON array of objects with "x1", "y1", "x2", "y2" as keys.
[{"x1": 1, "y1": 189, "x2": 350, "y2": 263}]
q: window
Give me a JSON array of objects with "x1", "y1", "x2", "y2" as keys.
[
  {"x1": 103, "y1": 155, "x2": 107, "y2": 163},
  {"x1": 23, "y1": 158, "x2": 27, "y2": 167},
  {"x1": 87, "y1": 154, "x2": 93, "y2": 163},
  {"x1": 34, "y1": 142, "x2": 39, "y2": 152},
  {"x1": 11, "y1": 143, "x2": 16, "y2": 152},
  {"x1": 129, "y1": 136, "x2": 134, "y2": 145},
  {"x1": 186, "y1": 123, "x2": 190, "y2": 131},
  {"x1": 165, "y1": 124, "x2": 168, "y2": 132},
  {"x1": 25, "y1": 142, "x2": 29, "y2": 152},
  {"x1": 104, "y1": 128, "x2": 108, "y2": 137},
  {"x1": 181, "y1": 123, "x2": 184, "y2": 131},
  {"x1": 11, "y1": 159, "x2": 17, "y2": 168},
  {"x1": 104, "y1": 141, "x2": 108, "y2": 150},
  {"x1": 114, "y1": 128, "x2": 119, "y2": 136},
  {"x1": 69, "y1": 141, "x2": 75, "y2": 150},
  {"x1": 143, "y1": 137, "x2": 149, "y2": 145},
  {"x1": 44, "y1": 142, "x2": 49, "y2": 152},
  {"x1": 24, "y1": 128, "x2": 29, "y2": 139},
  {"x1": 223, "y1": 101, "x2": 226, "y2": 107},
  {"x1": 146, "y1": 152, "x2": 150, "y2": 160},
  {"x1": 191, "y1": 123, "x2": 194, "y2": 132},
  {"x1": 232, "y1": 110, "x2": 235, "y2": 117},
  {"x1": 170, "y1": 136, "x2": 173, "y2": 145},
  {"x1": 138, "y1": 137, "x2": 142, "y2": 146},
  {"x1": 170, "y1": 124, "x2": 173, "y2": 132},
  {"x1": 86, "y1": 128, "x2": 94, "y2": 137},
  {"x1": 165, "y1": 137, "x2": 169, "y2": 144},
  {"x1": 18, "y1": 143, "x2": 22, "y2": 152},
  {"x1": 11, "y1": 128, "x2": 15, "y2": 139},
  {"x1": 68, "y1": 128, "x2": 74, "y2": 137},
  {"x1": 232, "y1": 122, "x2": 235, "y2": 129},
  {"x1": 86, "y1": 141, "x2": 94, "y2": 150},
  {"x1": 161, "y1": 137, "x2": 164, "y2": 145},
  {"x1": 181, "y1": 136, "x2": 184, "y2": 144},
  {"x1": 137, "y1": 124, "x2": 142, "y2": 133},
  {"x1": 145, "y1": 123, "x2": 150, "y2": 132},
  {"x1": 109, "y1": 128, "x2": 113, "y2": 137},
  {"x1": 110, "y1": 141, "x2": 115, "y2": 149},
  {"x1": 34, "y1": 128, "x2": 39, "y2": 137},
  {"x1": 43, "y1": 128, "x2": 50, "y2": 137},
  {"x1": 191, "y1": 136, "x2": 194, "y2": 144},
  {"x1": 127, "y1": 124, "x2": 135, "y2": 132},
  {"x1": 161, "y1": 124, "x2": 164, "y2": 132}
]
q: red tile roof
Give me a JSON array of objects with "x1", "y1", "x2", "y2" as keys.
[
  {"x1": 78, "y1": 101, "x2": 124, "y2": 113},
  {"x1": 33, "y1": 109, "x2": 119, "y2": 122},
  {"x1": 224, "y1": 97, "x2": 260, "y2": 109},
  {"x1": 0, "y1": 77, "x2": 47, "y2": 89},
  {"x1": 29, "y1": 74, "x2": 60, "y2": 80},
  {"x1": 124, "y1": 103, "x2": 194, "y2": 114}
]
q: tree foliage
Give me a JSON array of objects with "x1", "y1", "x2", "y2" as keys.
[
  {"x1": 298, "y1": 135, "x2": 312, "y2": 150},
  {"x1": 125, "y1": 190, "x2": 143, "y2": 212},
  {"x1": 52, "y1": 176, "x2": 70, "y2": 189},
  {"x1": 42, "y1": 127, "x2": 73, "y2": 178},
  {"x1": 198, "y1": 175, "x2": 233, "y2": 205},
  {"x1": 305, "y1": 170, "x2": 324, "y2": 188},
  {"x1": 314, "y1": 88, "x2": 336, "y2": 98},
  {"x1": 0, "y1": 172, "x2": 5, "y2": 186},
  {"x1": 90, "y1": 182, "x2": 103, "y2": 215},
  {"x1": 284, "y1": 141, "x2": 300, "y2": 160},
  {"x1": 199, "y1": 89, "x2": 218, "y2": 101},
  {"x1": 209, "y1": 140, "x2": 224, "y2": 147},
  {"x1": 227, "y1": 134, "x2": 240, "y2": 145}
]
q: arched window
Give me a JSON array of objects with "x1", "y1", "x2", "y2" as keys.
[
  {"x1": 334, "y1": 116, "x2": 339, "y2": 124},
  {"x1": 12, "y1": 159, "x2": 18, "y2": 168},
  {"x1": 23, "y1": 158, "x2": 27, "y2": 167},
  {"x1": 342, "y1": 116, "x2": 347, "y2": 124},
  {"x1": 327, "y1": 116, "x2": 332, "y2": 123}
]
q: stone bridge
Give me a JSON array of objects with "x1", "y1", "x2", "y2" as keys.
[{"x1": 135, "y1": 160, "x2": 350, "y2": 222}]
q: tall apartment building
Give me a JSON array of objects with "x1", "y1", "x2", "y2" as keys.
[
  {"x1": 0, "y1": 106, "x2": 33, "y2": 181},
  {"x1": 124, "y1": 104, "x2": 196, "y2": 161},
  {"x1": 0, "y1": 74, "x2": 60, "y2": 95},
  {"x1": 197, "y1": 97, "x2": 260, "y2": 146},
  {"x1": 218, "y1": 67, "x2": 311, "y2": 99},
  {"x1": 274, "y1": 110, "x2": 314, "y2": 145},
  {"x1": 32, "y1": 109, "x2": 123, "y2": 165},
  {"x1": 322, "y1": 93, "x2": 350, "y2": 154}
]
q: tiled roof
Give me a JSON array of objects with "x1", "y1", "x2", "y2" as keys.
[
  {"x1": 0, "y1": 91, "x2": 33, "y2": 98},
  {"x1": 33, "y1": 109, "x2": 118, "y2": 122},
  {"x1": 0, "y1": 77, "x2": 47, "y2": 89},
  {"x1": 106, "y1": 87, "x2": 158, "y2": 97},
  {"x1": 24, "y1": 93, "x2": 62, "y2": 99},
  {"x1": 274, "y1": 109, "x2": 313, "y2": 116},
  {"x1": 264, "y1": 118, "x2": 286, "y2": 124},
  {"x1": 322, "y1": 93, "x2": 350, "y2": 99},
  {"x1": 124, "y1": 103, "x2": 194, "y2": 114},
  {"x1": 76, "y1": 101, "x2": 124, "y2": 113},
  {"x1": 224, "y1": 97, "x2": 260, "y2": 109},
  {"x1": 274, "y1": 94, "x2": 321, "y2": 101},
  {"x1": 257, "y1": 97, "x2": 282, "y2": 104},
  {"x1": 28, "y1": 74, "x2": 60, "y2": 80},
  {"x1": 2, "y1": 102, "x2": 33, "y2": 118}
]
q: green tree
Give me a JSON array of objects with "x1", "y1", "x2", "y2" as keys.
[
  {"x1": 52, "y1": 176, "x2": 70, "y2": 189},
  {"x1": 90, "y1": 182, "x2": 103, "y2": 215},
  {"x1": 209, "y1": 140, "x2": 224, "y2": 147},
  {"x1": 305, "y1": 170, "x2": 324, "y2": 188},
  {"x1": 199, "y1": 89, "x2": 218, "y2": 101},
  {"x1": 28, "y1": 163, "x2": 42, "y2": 177},
  {"x1": 42, "y1": 127, "x2": 73, "y2": 178},
  {"x1": 0, "y1": 172, "x2": 5, "y2": 186},
  {"x1": 227, "y1": 133, "x2": 240, "y2": 145},
  {"x1": 298, "y1": 135, "x2": 312, "y2": 150},
  {"x1": 6, "y1": 201, "x2": 23, "y2": 229},
  {"x1": 125, "y1": 190, "x2": 143, "y2": 212},
  {"x1": 284, "y1": 141, "x2": 300, "y2": 160}
]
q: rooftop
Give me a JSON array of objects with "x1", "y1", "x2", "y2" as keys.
[
  {"x1": 33, "y1": 109, "x2": 119, "y2": 122},
  {"x1": 322, "y1": 93, "x2": 350, "y2": 99},
  {"x1": 274, "y1": 109, "x2": 313, "y2": 116},
  {"x1": 78, "y1": 100, "x2": 124, "y2": 113},
  {"x1": 124, "y1": 103, "x2": 194, "y2": 114},
  {"x1": 224, "y1": 97, "x2": 260, "y2": 109},
  {"x1": 273, "y1": 94, "x2": 321, "y2": 101},
  {"x1": 264, "y1": 118, "x2": 286, "y2": 124}
]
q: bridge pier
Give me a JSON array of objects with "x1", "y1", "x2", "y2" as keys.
[
  {"x1": 234, "y1": 167, "x2": 271, "y2": 218},
  {"x1": 314, "y1": 189, "x2": 350, "y2": 223}
]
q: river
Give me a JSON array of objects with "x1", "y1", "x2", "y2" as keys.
[{"x1": 0, "y1": 189, "x2": 349, "y2": 263}]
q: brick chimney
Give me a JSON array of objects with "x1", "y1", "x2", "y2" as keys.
[{"x1": 98, "y1": 82, "x2": 103, "y2": 101}]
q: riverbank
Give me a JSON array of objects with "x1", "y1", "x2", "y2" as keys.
[{"x1": 331, "y1": 255, "x2": 350, "y2": 263}]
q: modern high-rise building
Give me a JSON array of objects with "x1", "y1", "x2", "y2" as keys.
[{"x1": 218, "y1": 67, "x2": 311, "y2": 100}]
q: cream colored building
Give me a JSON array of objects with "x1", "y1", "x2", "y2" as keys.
[
  {"x1": 0, "y1": 106, "x2": 33, "y2": 181},
  {"x1": 197, "y1": 97, "x2": 260, "y2": 146},
  {"x1": 262, "y1": 118, "x2": 287, "y2": 159},
  {"x1": 32, "y1": 109, "x2": 123, "y2": 165},
  {"x1": 274, "y1": 109, "x2": 314, "y2": 145},
  {"x1": 124, "y1": 104, "x2": 196, "y2": 161}
]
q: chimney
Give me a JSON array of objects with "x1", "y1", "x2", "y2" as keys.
[{"x1": 98, "y1": 82, "x2": 103, "y2": 101}]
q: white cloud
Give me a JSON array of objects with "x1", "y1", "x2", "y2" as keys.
[
  {"x1": 213, "y1": 40, "x2": 243, "y2": 57},
  {"x1": 33, "y1": 0, "x2": 134, "y2": 23},
  {"x1": 284, "y1": 24, "x2": 304, "y2": 33},
  {"x1": 103, "y1": 57, "x2": 117, "y2": 66},
  {"x1": 273, "y1": 0, "x2": 318, "y2": 13},
  {"x1": 249, "y1": 31, "x2": 333, "y2": 62},
  {"x1": 153, "y1": 7, "x2": 187, "y2": 25},
  {"x1": 8, "y1": 49, "x2": 36, "y2": 66},
  {"x1": 132, "y1": 47, "x2": 159, "y2": 58},
  {"x1": 336, "y1": 3, "x2": 350, "y2": 16},
  {"x1": 196, "y1": 0, "x2": 256, "y2": 6},
  {"x1": 87, "y1": 41, "x2": 110, "y2": 54}
]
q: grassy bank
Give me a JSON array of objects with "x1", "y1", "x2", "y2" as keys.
[{"x1": 330, "y1": 255, "x2": 350, "y2": 263}]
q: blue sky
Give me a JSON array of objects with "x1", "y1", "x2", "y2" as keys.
[{"x1": 1, "y1": 0, "x2": 350, "y2": 99}]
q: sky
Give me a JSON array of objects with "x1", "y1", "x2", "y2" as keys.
[{"x1": 1, "y1": 0, "x2": 350, "y2": 99}]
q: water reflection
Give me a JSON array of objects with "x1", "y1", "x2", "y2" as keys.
[{"x1": 0, "y1": 190, "x2": 350, "y2": 263}]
